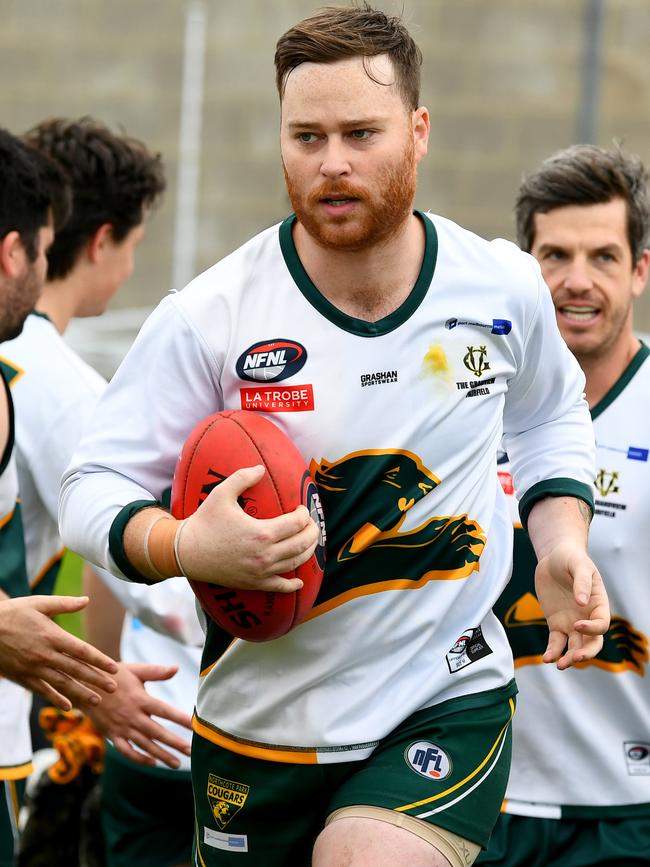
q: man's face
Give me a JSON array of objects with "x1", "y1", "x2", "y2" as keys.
[
  {"x1": 530, "y1": 198, "x2": 649, "y2": 363},
  {"x1": 280, "y1": 54, "x2": 428, "y2": 252},
  {"x1": 78, "y1": 222, "x2": 145, "y2": 318},
  {"x1": 0, "y1": 219, "x2": 53, "y2": 343}
]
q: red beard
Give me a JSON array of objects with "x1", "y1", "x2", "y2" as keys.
[{"x1": 284, "y1": 138, "x2": 417, "y2": 252}]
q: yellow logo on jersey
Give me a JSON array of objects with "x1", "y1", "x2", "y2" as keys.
[
  {"x1": 595, "y1": 469, "x2": 619, "y2": 497},
  {"x1": 207, "y1": 774, "x2": 250, "y2": 830},
  {"x1": 463, "y1": 346, "x2": 490, "y2": 378}
]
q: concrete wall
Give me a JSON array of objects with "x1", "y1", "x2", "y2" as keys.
[{"x1": 3, "y1": 0, "x2": 650, "y2": 332}]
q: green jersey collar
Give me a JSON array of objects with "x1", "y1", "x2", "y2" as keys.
[
  {"x1": 279, "y1": 210, "x2": 438, "y2": 337},
  {"x1": 591, "y1": 341, "x2": 650, "y2": 420}
]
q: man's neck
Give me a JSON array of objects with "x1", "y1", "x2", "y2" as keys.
[
  {"x1": 579, "y1": 333, "x2": 641, "y2": 409},
  {"x1": 35, "y1": 275, "x2": 83, "y2": 335},
  {"x1": 292, "y1": 213, "x2": 426, "y2": 322}
]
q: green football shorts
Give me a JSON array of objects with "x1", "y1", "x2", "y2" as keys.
[
  {"x1": 192, "y1": 682, "x2": 516, "y2": 866},
  {"x1": 101, "y1": 744, "x2": 194, "y2": 867},
  {"x1": 478, "y1": 811, "x2": 650, "y2": 867},
  {"x1": 0, "y1": 779, "x2": 24, "y2": 867}
]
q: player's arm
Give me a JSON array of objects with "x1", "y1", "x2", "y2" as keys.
[
  {"x1": 526, "y1": 495, "x2": 609, "y2": 669},
  {"x1": 59, "y1": 298, "x2": 317, "y2": 589},
  {"x1": 502, "y1": 255, "x2": 609, "y2": 666},
  {"x1": 121, "y1": 465, "x2": 318, "y2": 589},
  {"x1": 82, "y1": 564, "x2": 193, "y2": 769},
  {"x1": 0, "y1": 594, "x2": 118, "y2": 710},
  {"x1": 91, "y1": 566, "x2": 206, "y2": 646},
  {"x1": 83, "y1": 563, "x2": 124, "y2": 657}
]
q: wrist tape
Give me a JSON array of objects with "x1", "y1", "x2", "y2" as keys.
[{"x1": 143, "y1": 515, "x2": 185, "y2": 579}]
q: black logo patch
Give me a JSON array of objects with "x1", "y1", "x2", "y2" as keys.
[
  {"x1": 236, "y1": 339, "x2": 307, "y2": 383},
  {"x1": 446, "y1": 626, "x2": 493, "y2": 673}
]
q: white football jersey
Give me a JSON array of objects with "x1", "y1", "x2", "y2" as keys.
[
  {"x1": 497, "y1": 344, "x2": 650, "y2": 816},
  {"x1": 0, "y1": 366, "x2": 33, "y2": 780},
  {"x1": 3, "y1": 313, "x2": 203, "y2": 773},
  {"x1": 2, "y1": 313, "x2": 106, "y2": 592},
  {"x1": 61, "y1": 212, "x2": 595, "y2": 763}
]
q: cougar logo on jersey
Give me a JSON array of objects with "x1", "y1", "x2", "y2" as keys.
[
  {"x1": 307, "y1": 450, "x2": 485, "y2": 611},
  {"x1": 236, "y1": 339, "x2": 306, "y2": 382},
  {"x1": 207, "y1": 774, "x2": 250, "y2": 830},
  {"x1": 503, "y1": 592, "x2": 649, "y2": 675},
  {"x1": 463, "y1": 346, "x2": 490, "y2": 378},
  {"x1": 405, "y1": 741, "x2": 452, "y2": 780}
]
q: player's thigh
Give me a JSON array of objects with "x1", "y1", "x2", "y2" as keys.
[
  {"x1": 324, "y1": 688, "x2": 516, "y2": 864},
  {"x1": 0, "y1": 780, "x2": 24, "y2": 867},
  {"x1": 101, "y1": 746, "x2": 194, "y2": 867},
  {"x1": 191, "y1": 733, "x2": 349, "y2": 867},
  {"x1": 313, "y1": 813, "x2": 477, "y2": 867}
]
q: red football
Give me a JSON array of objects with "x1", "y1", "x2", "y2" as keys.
[{"x1": 170, "y1": 409, "x2": 326, "y2": 641}]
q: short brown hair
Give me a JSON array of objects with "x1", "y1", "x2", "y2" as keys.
[
  {"x1": 274, "y1": 3, "x2": 422, "y2": 110},
  {"x1": 516, "y1": 143, "x2": 650, "y2": 263},
  {"x1": 24, "y1": 116, "x2": 165, "y2": 280}
]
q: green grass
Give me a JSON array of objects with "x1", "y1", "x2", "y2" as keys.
[{"x1": 52, "y1": 550, "x2": 84, "y2": 638}]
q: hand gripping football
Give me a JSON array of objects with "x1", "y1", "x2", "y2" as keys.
[{"x1": 171, "y1": 410, "x2": 326, "y2": 641}]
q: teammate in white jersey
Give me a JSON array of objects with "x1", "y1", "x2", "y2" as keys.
[
  {"x1": 0, "y1": 126, "x2": 119, "y2": 867},
  {"x1": 59, "y1": 8, "x2": 609, "y2": 866},
  {"x1": 10, "y1": 117, "x2": 198, "y2": 867},
  {"x1": 478, "y1": 145, "x2": 650, "y2": 867}
]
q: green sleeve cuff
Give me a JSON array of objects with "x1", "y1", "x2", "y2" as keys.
[
  {"x1": 519, "y1": 478, "x2": 594, "y2": 531},
  {"x1": 108, "y1": 499, "x2": 165, "y2": 585}
]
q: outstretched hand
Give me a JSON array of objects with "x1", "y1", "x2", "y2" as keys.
[
  {"x1": 87, "y1": 661, "x2": 193, "y2": 769},
  {"x1": 0, "y1": 595, "x2": 118, "y2": 710},
  {"x1": 535, "y1": 542, "x2": 610, "y2": 669},
  {"x1": 178, "y1": 464, "x2": 320, "y2": 592}
]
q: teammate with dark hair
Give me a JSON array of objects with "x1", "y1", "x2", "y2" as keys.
[
  {"x1": 481, "y1": 143, "x2": 650, "y2": 867},
  {"x1": 0, "y1": 126, "x2": 118, "y2": 867}
]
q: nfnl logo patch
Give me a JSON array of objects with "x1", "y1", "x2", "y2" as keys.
[
  {"x1": 405, "y1": 741, "x2": 452, "y2": 780},
  {"x1": 236, "y1": 339, "x2": 306, "y2": 383}
]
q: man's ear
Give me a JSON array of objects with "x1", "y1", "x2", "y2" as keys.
[
  {"x1": 87, "y1": 223, "x2": 114, "y2": 264},
  {"x1": 632, "y1": 248, "x2": 650, "y2": 299},
  {"x1": 0, "y1": 231, "x2": 27, "y2": 279},
  {"x1": 412, "y1": 106, "x2": 429, "y2": 162}
]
